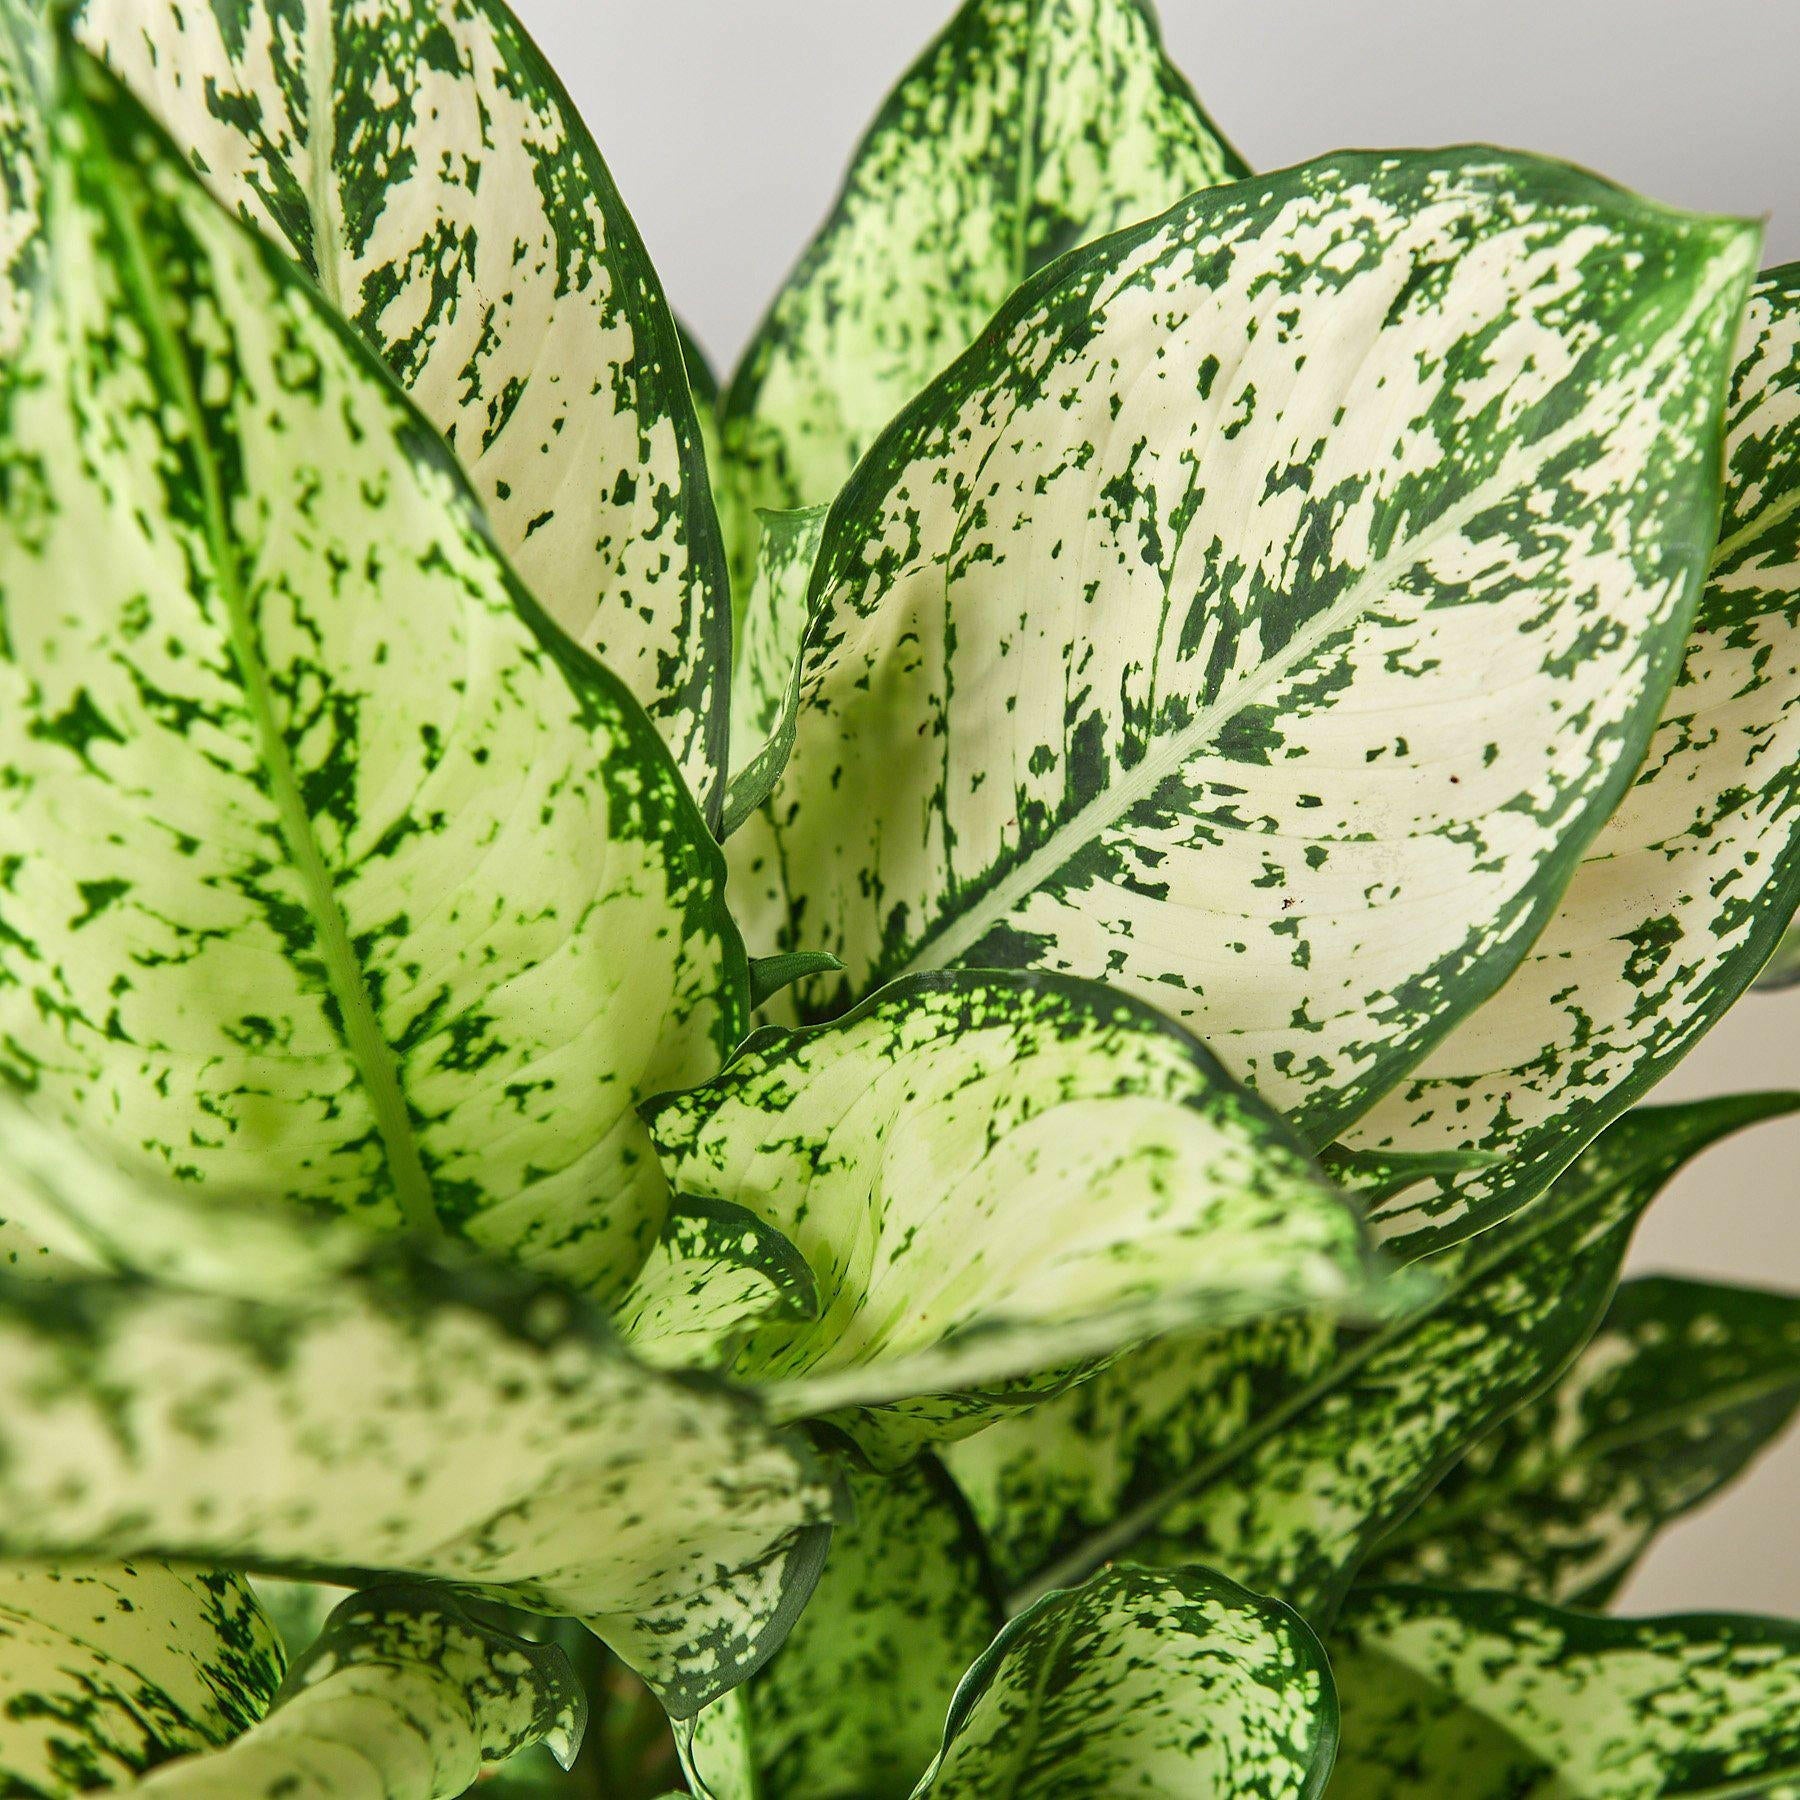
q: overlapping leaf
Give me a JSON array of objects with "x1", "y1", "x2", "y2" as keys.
[
  {"x1": 944, "y1": 1311, "x2": 1335, "y2": 1595},
  {"x1": 72, "y1": 0, "x2": 731, "y2": 806},
  {"x1": 737, "y1": 150, "x2": 1757, "y2": 1146},
  {"x1": 1364, "y1": 1274, "x2": 1800, "y2": 1605},
  {"x1": 724, "y1": 503, "x2": 828, "y2": 836},
  {"x1": 990, "y1": 1094, "x2": 1797, "y2": 1620},
  {"x1": 643, "y1": 970, "x2": 1380, "y2": 1467},
  {"x1": 0, "y1": 1224, "x2": 836, "y2": 1717},
  {"x1": 0, "y1": 40, "x2": 745, "y2": 1300},
  {"x1": 720, "y1": 0, "x2": 1247, "y2": 591},
  {"x1": 1331, "y1": 1585, "x2": 1800, "y2": 1798},
  {"x1": 1344, "y1": 263, "x2": 1800, "y2": 1253},
  {"x1": 909, "y1": 1566, "x2": 1335, "y2": 1800},
  {"x1": 0, "y1": 1561, "x2": 282, "y2": 1797},
  {"x1": 138, "y1": 1587, "x2": 585, "y2": 1799},
  {"x1": 685, "y1": 1461, "x2": 1002, "y2": 1800}
]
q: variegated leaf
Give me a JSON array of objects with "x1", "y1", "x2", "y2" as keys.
[
  {"x1": 944, "y1": 1311, "x2": 1335, "y2": 1596},
  {"x1": 723, "y1": 503, "x2": 827, "y2": 837},
  {"x1": 73, "y1": 0, "x2": 731, "y2": 808},
  {"x1": 908, "y1": 1566, "x2": 1334, "y2": 1799},
  {"x1": 137, "y1": 1586, "x2": 585, "y2": 1799},
  {"x1": 684, "y1": 1460, "x2": 1002, "y2": 1800},
  {"x1": 641, "y1": 970, "x2": 1380, "y2": 1468},
  {"x1": 719, "y1": 0, "x2": 1247, "y2": 594},
  {"x1": 738, "y1": 151, "x2": 1757, "y2": 1146},
  {"x1": 1344, "y1": 263, "x2": 1800, "y2": 1254},
  {"x1": 0, "y1": 1561, "x2": 282, "y2": 1797},
  {"x1": 1364, "y1": 1274, "x2": 1800, "y2": 1607},
  {"x1": 613, "y1": 1194, "x2": 818, "y2": 1373},
  {"x1": 0, "y1": 1243, "x2": 836, "y2": 1718},
  {"x1": 1000, "y1": 1093, "x2": 1799, "y2": 1620},
  {"x1": 0, "y1": 0, "x2": 44, "y2": 362},
  {"x1": 0, "y1": 42, "x2": 746, "y2": 1301},
  {"x1": 1331, "y1": 1585, "x2": 1800, "y2": 1799}
]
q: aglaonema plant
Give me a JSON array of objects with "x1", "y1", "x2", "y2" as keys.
[{"x1": 0, "y1": 0, "x2": 1795, "y2": 1794}]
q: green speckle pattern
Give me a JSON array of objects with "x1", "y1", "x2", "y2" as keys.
[
  {"x1": 0, "y1": 45, "x2": 745, "y2": 1300},
  {"x1": 1331, "y1": 1585, "x2": 1800, "y2": 1799},
  {"x1": 998, "y1": 1093, "x2": 1798, "y2": 1618},
  {"x1": 74, "y1": 0, "x2": 731, "y2": 810},
  {"x1": 734, "y1": 151, "x2": 1756, "y2": 1146},
  {"x1": 1344, "y1": 264, "x2": 1800, "y2": 1254},
  {"x1": 685, "y1": 1460, "x2": 1001, "y2": 1800},
  {"x1": 138, "y1": 1586, "x2": 585, "y2": 1798},
  {"x1": 911, "y1": 1566, "x2": 1335, "y2": 1800},
  {"x1": 0, "y1": 1241, "x2": 836, "y2": 1718},
  {"x1": 642, "y1": 969, "x2": 1378, "y2": 1468},
  {"x1": 944, "y1": 1311, "x2": 1333, "y2": 1594},
  {"x1": 0, "y1": 1560, "x2": 283, "y2": 1797},
  {"x1": 613, "y1": 1193, "x2": 819, "y2": 1372},
  {"x1": 721, "y1": 0, "x2": 1246, "y2": 594},
  {"x1": 0, "y1": 0, "x2": 44, "y2": 364},
  {"x1": 1365, "y1": 1274, "x2": 1800, "y2": 1607},
  {"x1": 723, "y1": 503, "x2": 828, "y2": 838}
]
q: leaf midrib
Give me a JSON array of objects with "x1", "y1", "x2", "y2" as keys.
[
  {"x1": 93, "y1": 93, "x2": 438, "y2": 1237},
  {"x1": 1373, "y1": 1365, "x2": 1800, "y2": 1556},
  {"x1": 301, "y1": 0, "x2": 345, "y2": 312},
  {"x1": 1000, "y1": 1133, "x2": 1710, "y2": 1614},
  {"x1": 896, "y1": 264, "x2": 1738, "y2": 988}
]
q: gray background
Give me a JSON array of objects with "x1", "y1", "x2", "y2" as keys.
[{"x1": 511, "y1": 0, "x2": 1800, "y2": 1612}]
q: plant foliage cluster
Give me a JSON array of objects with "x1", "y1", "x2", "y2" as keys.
[{"x1": 0, "y1": 0, "x2": 1795, "y2": 1794}]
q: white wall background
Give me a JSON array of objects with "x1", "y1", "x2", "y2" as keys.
[{"x1": 510, "y1": 0, "x2": 1800, "y2": 1612}]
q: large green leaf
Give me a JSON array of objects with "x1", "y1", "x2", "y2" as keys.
[
  {"x1": 1363, "y1": 1274, "x2": 1800, "y2": 1607},
  {"x1": 735, "y1": 150, "x2": 1757, "y2": 1146},
  {"x1": 642, "y1": 969, "x2": 1381, "y2": 1467},
  {"x1": 0, "y1": 1236, "x2": 836, "y2": 1717},
  {"x1": 1331, "y1": 1585, "x2": 1800, "y2": 1799},
  {"x1": 685, "y1": 1460, "x2": 1002, "y2": 1800},
  {"x1": 719, "y1": 0, "x2": 1247, "y2": 595},
  {"x1": 0, "y1": 39, "x2": 746, "y2": 1301},
  {"x1": 909, "y1": 1566, "x2": 1334, "y2": 1800},
  {"x1": 994, "y1": 1093, "x2": 1798, "y2": 1620},
  {"x1": 137, "y1": 1586, "x2": 584, "y2": 1799},
  {"x1": 944, "y1": 1311, "x2": 1335, "y2": 1596},
  {"x1": 0, "y1": 1561, "x2": 282, "y2": 1797},
  {"x1": 1342, "y1": 263, "x2": 1800, "y2": 1254},
  {"x1": 72, "y1": 0, "x2": 731, "y2": 809}
]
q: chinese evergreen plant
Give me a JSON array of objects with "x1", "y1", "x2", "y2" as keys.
[{"x1": 0, "y1": 0, "x2": 1796, "y2": 1794}]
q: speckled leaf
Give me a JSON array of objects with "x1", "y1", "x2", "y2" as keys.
[
  {"x1": 0, "y1": 0, "x2": 45, "y2": 363},
  {"x1": 737, "y1": 153, "x2": 1757, "y2": 1147},
  {"x1": 642, "y1": 969, "x2": 1380, "y2": 1468},
  {"x1": 73, "y1": 0, "x2": 731, "y2": 808},
  {"x1": 1344, "y1": 263, "x2": 1800, "y2": 1254},
  {"x1": 613, "y1": 1194, "x2": 818, "y2": 1372},
  {"x1": 0, "y1": 1561, "x2": 282, "y2": 1797},
  {"x1": 944, "y1": 1311, "x2": 1336, "y2": 1595},
  {"x1": 723, "y1": 504, "x2": 828, "y2": 837},
  {"x1": 1001, "y1": 1093, "x2": 1799, "y2": 1620},
  {"x1": 0, "y1": 43, "x2": 746, "y2": 1301},
  {"x1": 1331, "y1": 1585, "x2": 1800, "y2": 1799},
  {"x1": 0, "y1": 1243, "x2": 837, "y2": 1718},
  {"x1": 137, "y1": 1586, "x2": 585, "y2": 1799},
  {"x1": 719, "y1": 0, "x2": 1247, "y2": 594},
  {"x1": 1364, "y1": 1274, "x2": 1800, "y2": 1607},
  {"x1": 907, "y1": 1566, "x2": 1335, "y2": 1800},
  {"x1": 685, "y1": 1460, "x2": 1002, "y2": 1800}
]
